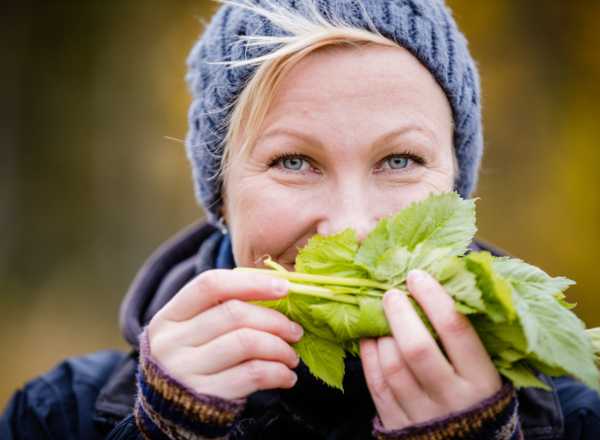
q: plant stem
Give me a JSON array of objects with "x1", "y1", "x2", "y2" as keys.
[
  {"x1": 289, "y1": 282, "x2": 358, "y2": 305},
  {"x1": 264, "y1": 258, "x2": 288, "y2": 272},
  {"x1": 235, "y1": 267, "x2": 391, "y2": 291}
]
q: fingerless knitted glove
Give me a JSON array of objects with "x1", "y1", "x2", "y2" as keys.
[
  {"x1": 135, "y1": 326, "x2": 521, "y2": 440},
  {"x1": 135, "y1": 327, "x2": 246, "y2": 440},
  {"x1": 372, "y1": 382, "x2": 522, "y2": 440}
]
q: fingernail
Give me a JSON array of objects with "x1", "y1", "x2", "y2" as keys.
[
  {"x1": 290, "y1": 371, "x2": 298, "y2": 385},
  {"x1": 292, "y1": 350, "x2": 299, "y2": 362},
  {"x1": 385, "y1": 289, "x2": 402, "y2": 305},
  {"x1": 271, "y1": 277, "x2": 289, "y2": 295},
  {"x1": 408, "y1": 269, "x2": 425, "y2": 284},
  {"x1": 291, "y1": 322, "x2": 304, "y2": 338}
]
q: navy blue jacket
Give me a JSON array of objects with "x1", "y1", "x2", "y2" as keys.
[{"x1": 2, "y1": 223, "x2": 600, "y2": 439}]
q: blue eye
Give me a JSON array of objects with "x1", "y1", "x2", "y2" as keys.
[
  {"x1": 387, "y1": 157, "x2": 409, "y2": 169},
  {"x1": 282, "y1": 158, "x2": 306, "y2": 170}
]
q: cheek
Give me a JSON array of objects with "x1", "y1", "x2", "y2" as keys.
[{"x1": 226, "y1": 179, "x2": 317, "y2": 268}]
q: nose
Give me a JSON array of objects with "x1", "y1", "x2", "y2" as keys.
[{"x1": 315, "y1": 181, "x2": 378, "y2": 243}]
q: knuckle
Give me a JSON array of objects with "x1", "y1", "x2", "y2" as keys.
[
  {"x1": 148, "y1": 333, "x2": 169, "y2": 360},
  {"x1": 147, "y1": 316, "x2": 164, "y2": 334},
  {"x1": 245, "y1": 360, "x2": 266, "y2": 384},
  {"x1": 403, "y1": 342, "x2": 431, "y2": 364},
  {"x1": 439, "y1": 315, "x2": 469, "y2": 338},
  {"x1": 236, "y1": 328, "x2": 258, "y2": 354},
  {"x1": 221, "y1": 300, "x2": 245, "y2": 323},
  {"x1": 195, "y1": 270, "x2": 219, "y2": 293},
  {"x1": 381, "y1": 357, "x2": 406, "y2": 380},
  {"x1": 370, "y1": 375, "x2": 391, "y2": 397}
]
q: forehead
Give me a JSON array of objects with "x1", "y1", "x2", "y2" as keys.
[
  {"x1": 281, "y1": 45, "x2": 446, "y2": 108},
  {"x1": 255, "y1": 44, "x2": 453, "y2": 152}
]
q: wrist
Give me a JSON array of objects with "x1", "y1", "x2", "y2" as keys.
[
  {"x1": 373, "y1": 382, "x2": 521, "y2": 440},
  {"x1": 135, "y1": 326, "x2": 246, "y2": 439}
]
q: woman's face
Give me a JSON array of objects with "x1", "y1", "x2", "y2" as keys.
[{"x1": 223, "y1": 44, "x2": 455, "y2": 270}]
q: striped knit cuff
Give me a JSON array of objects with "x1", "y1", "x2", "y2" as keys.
[
  {"x1": 373, "y1": 382, "x2": 522, "y2": 440},
  {"x1": 135, "y1": 327, "x2": 246, "y2": 440}
]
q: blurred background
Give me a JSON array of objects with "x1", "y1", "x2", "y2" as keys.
[{"x1": 2, "y1": 0, "x2": 600, "y2": 410}]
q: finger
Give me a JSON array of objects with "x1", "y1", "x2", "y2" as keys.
[
  {"x1": 360, "y1": 338, "x2": 411, "y2": 428},
  {"x1": 157, "y1": 270, "x2": 290, "y2": 322},
  {"x1": 383, "y1": 289, "x2": 456, "y2": 395},
  {"x1": 193, "y1": 328, "x2": 300, "y2": 374},
  {"x1": 187, "y1": 360, "x2": 298, "y2": 400},
  {"x1": 167, "y1": 300, "x2": 304, "y2": 347},
  {"x1": 376, "y1": 336, "x2": 427, "y2": 413},
  {"x1": 407, "y1": 270, "x2": 500, "y2": 382}
]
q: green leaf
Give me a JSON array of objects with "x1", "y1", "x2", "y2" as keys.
[
  {"x1": 469, "y1": 314, "x2": 528, "y2": 356},
  {"x1": 257, "y1": 293, "x2": 337, "y2": 343},
  {"x1": 498, "y1": 348, "x2": 526, "y2": 363},
  {"x1": 292, "y1": 331, "x2": 346, "y2": 390},
  {"x1": 455, "y1": 303, "x2": 479, "y2": 314},
  {"x1": 374, "y1": 244, "x2": 454, "y2": 287},
  {"x1": 525, "y1": 358, "x2": 569, "y2": 378},
  {"x1": 373, "y1": 244, "x2": 484, "y2": 313},
  {"x1": 258, "y1": 293, "x2": 348, "y2": 389},
  {"x1": 511, "y1": 282, "x2": 600, "y2": 391},
  {"x1": 586, "y1": 328, "x2": 600, "y2": 355},
  {"x1": 310, "y1": 301, "x2": 361, "y2": 342},
  {"x1": 496, "y1": 360, "x2": 551, "y2": 390},
  {"x1": 296, "y1": 229, "x2": 368, "y2": 278},
  {"x1": 429, "y1": 257, "x2": 484, "y2": 312},
  {"x1": 354, "y1": 295, "x2": 392, "y2": 338},
  {"x1": 463, "y1": 252, "x2": 516, "y2": 323},
  {"x1": 493, "y1": 257, "x2": 575, "y2": 297},
  {"x1": 386, "y1": 192, "x2": 477, "y2": 256},
  {"x1": 558, "y1": 299, "x2": 577, "y2": 310},
  {"x1": 354, "y1": 217, "x2": 390, "y2": 275},
  {"x1": 244, "y1": 193, "x2": 599, "y2": 393},
  {"x1": 341, "y1": 339, "x2": 361, "y2": 357}
]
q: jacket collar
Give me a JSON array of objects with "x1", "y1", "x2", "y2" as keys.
[
  {"x1": 95, "y1": 223, "x2": 565, "y2": 439},
  {"x1": 94, "y1": 222, "x2": 222, "y2": 429},
  {"x1": 118, "y1": 221, "x2": 219, "y2": 350}
]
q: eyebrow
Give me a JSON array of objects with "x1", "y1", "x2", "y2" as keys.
[
  {"x1": 370, "y1": 126, "x2": 439, "y2": 154},
  {"x1": 252, "y1": 125, "x2": 439, "y2": 155},
  {"x1": 252, "y1": 128, "x2": 321, "y2": 153}
]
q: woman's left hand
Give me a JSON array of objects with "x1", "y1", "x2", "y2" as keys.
[{"x1": 361, "y1": 269, "x2": 503, "y2": 430}]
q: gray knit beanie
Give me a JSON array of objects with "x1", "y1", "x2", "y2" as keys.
[{"x1": 185, "y1": 0, "x2": 482, "y2": 223}]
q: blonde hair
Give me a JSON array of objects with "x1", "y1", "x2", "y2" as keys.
[{"x1": 217, "y1": 0, "x2": 404, "y2": 183}]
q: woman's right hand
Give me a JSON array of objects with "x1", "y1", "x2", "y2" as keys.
[{"x1": 147, "y1": 269, "x2": 303, "y2": 400}]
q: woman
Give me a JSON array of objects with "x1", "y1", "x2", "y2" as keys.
[{"x1": 2, "y1": 0, "x2": 599, "y2": 439}]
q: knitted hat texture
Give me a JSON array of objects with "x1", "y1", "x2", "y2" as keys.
[{"x1": 185, "y1": 0, "x2": 482, "y2": 222}]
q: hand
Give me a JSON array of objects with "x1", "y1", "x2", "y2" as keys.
[
  {"x1": 361, "y1": 269, "x2": 502, "y2": 430},
  {"x1": 147, "y1": 270, "x2": 303, "y2": 399}
]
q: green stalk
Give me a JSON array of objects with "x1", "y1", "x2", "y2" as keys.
[
  {"x1": 235, "y1": 267, "x2": 392, "y2": 291},
  {"x1": 264, "y1": 259, "x2": 287, "y2": 272},
  {"x1": 289, "y1": 282, "x2": 358, "y2": 305}
]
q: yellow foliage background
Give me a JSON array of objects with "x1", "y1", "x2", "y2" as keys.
[{"x1": 2, "y1": 0, "x2": 600, "y2": 410}]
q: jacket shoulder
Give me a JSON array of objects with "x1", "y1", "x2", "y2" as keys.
[
  {"x1": 554, "y1": 376, "x2": 600, "y2": 440},
  {"x1": 0, "y1": 350, "x2": 125, "y2": 440}
]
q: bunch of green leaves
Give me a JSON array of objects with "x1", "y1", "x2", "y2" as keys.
[{"x1": 236, "y1": 192, "x2": 600, "y2": 392}]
